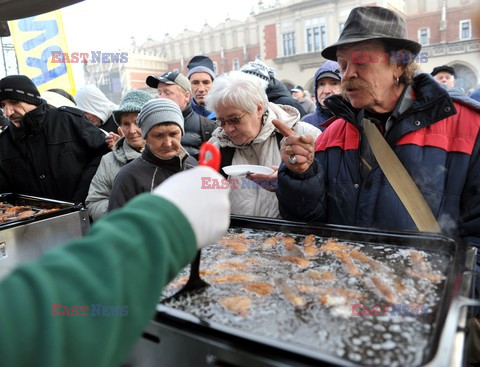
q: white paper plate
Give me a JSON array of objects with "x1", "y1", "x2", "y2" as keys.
[{"x1": 222, "y1": 164, "x2": 274, "y2": 176}]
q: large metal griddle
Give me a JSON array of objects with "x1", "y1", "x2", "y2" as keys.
[{"x1": 129, "y1": 216, "x2": 478, "y2": 367}]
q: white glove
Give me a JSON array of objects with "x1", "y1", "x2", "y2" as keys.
[{"x1": 153, "y1": 166, "x2": 230, "y2": 249}]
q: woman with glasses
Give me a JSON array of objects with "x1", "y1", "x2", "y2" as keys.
[{"x1": 206, "y1": 71, "x2": 321, "y2": 218}]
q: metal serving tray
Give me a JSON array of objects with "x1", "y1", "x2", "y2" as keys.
[
  {"x1": 0, "y1": 193, "x2": 89, "y2": 281},
  {"x1": 129, "y1": 216, "x2": 479, "y2": 367}
]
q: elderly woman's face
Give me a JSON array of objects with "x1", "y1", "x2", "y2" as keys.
[
  {"x1": 216, "y1": 102, "x2": 262, "y2": 146},
  {"x1": 336, "y1": 41, "x2": 404, "y2": 113},
  {"x1": 146, "y1": 123, "x2": 182, "y2": 159}
]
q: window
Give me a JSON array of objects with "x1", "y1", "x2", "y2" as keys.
[
  {"x1": 418, "y1": 28, "x2": 429, "y2": 45},
  {"x1": 306, "y1": 25, "x2": 326, "y2": 52},
  {"x1": 460, "y1": 20, "x2": 471, "y2": 40},
  {"x1": 212, "y1": 61, "x2": 218, "y2": 74},
  {"x1": 232, "y1": 58, "x2": 240, "y2": 71},
  {"x1": 282, "y1": 32, "x2": 296, "y2": 56}
]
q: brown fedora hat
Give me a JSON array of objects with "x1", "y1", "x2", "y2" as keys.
[{"x1": 322, "y1": 6, "x2": 422, "y2": 61}]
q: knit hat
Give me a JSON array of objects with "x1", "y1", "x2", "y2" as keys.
[
  {"x1": 321, "y1": 6, "x2": 421, "y2": 61},
  {"x1": 317, "y1": 60, "x2": 341, "y2": 81},
  {"x1": 240, "y1": 59, "x2": 275, "y2": 83},
  {"x1": 186, "y1": 55, "x2": 216, "y2": 80},
  {"x1": 138, "y1": 98, "x2": 184, "y2": 138},
  {"x1": 291, "y1": 85, "x2": 304, "y2": 93},
  {"x1": 146, "y1": 71, "x2": 192, "y2": 95},
  {"x1": 0, "y1": 75, "x2": 42, "y2": 106},
  {"x1": 112, "y1": 90, "x2": 153, "y2": 121}
]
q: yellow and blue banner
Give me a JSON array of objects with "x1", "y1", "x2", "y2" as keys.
[{"x1": 8, "y1": 10, "x2": 76, "y2": 95}]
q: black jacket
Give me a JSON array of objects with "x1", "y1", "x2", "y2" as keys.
[
  {"x1": 266, "y1": 78, "x2": 307, "y2": 117},
  {"x1": 182, "y1": 102, "x2": 216, "y2": 159},
  {"x1": 108, "y1": 145, "x2": 197, "y2": 211},
  {"x1": 0, "y1": 102, "x2": 109, "y2": 203}
]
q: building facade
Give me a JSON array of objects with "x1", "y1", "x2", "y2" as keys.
[{"x1": 130, "y1": 0, "x2": 479, "y2": 96}]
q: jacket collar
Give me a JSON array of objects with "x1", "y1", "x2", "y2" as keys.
[
  {"x1": 9, "y1": 101, "x2": 48, "y2": 141},
  {"x1": 182, "y1": 102, "x2": 193, "y2": 119}
]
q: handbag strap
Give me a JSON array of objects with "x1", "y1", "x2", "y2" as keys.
[{"x1": 362, "y1": 118, "x2": 442, "y2": 233}]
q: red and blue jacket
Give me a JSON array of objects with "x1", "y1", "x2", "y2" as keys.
[{"x1": 277, "y1": 74, "x2": 480, "y2": 247}]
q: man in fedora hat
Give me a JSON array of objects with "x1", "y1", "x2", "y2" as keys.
[{"x1": 276, "y1": 6, "x2": 480, "y2": 249}]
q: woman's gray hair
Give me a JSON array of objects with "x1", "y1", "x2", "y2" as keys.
[{"x1": 206, "y1": 71, "x2": 269, "y2": 114}]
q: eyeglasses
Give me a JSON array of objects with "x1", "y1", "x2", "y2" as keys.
[{"x1": 216, "y1": 111, "x2": 248, "y2": 128}]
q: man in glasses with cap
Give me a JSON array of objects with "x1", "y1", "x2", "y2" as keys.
[
  {"x1": 146, "y1": 71, "x2": 216, "y2": 160},
  {"x1": 276, "y1": 6, "x2": 480, "y2": 253}
]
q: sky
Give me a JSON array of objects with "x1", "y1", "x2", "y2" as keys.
[
  {"x1": 56, "y1": 0, "x2": 276, "y2": 86},
  {"x1": 61, "y1": 0, "x2": 272, "y2": 51}
]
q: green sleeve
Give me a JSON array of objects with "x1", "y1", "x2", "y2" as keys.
[{"x1": 0, "y1": 193, "x2": 197, "y2": 367}]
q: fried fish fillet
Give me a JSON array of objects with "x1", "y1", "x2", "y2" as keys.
[
  {"x1": 350, "y1": 250, "x2": 384, "y2": 271},
  {"x1": 306, "y1": 270, "x2": 335, "y2": 282},
  {"x1": 280, "y1": 255, "x2": 310, "y2": 267},
  {"x1": 223, "y1": 241, "x2": 248, "y2": 254},
  {"x1": 407, "y1": 269, "x2": 444, "y2": 284},
  {"x1": 371, "y1": 276, "x2": 397, "y2": 304},
  {"x1": 210, "y1": 273, "x2": 256, "y2": 284},
  {"x1": 243, "y1": 282, "x2": 274, "y2": 296},
  {"x1": 303, "y1": 234, "x2": 319, "y2": 258},
  {"x1": 279, "y1": 285, "x2": 306, "y2": 308},
  {"x1": 320, "y1": 239, "x2": 353, "y2": 253},
  {"x1": 220, "y1": 296, "x2": 251, "y2": 317},
  {"x1": 263, "y1": 236, "x2": 278, "y2": 248},
  {"x1": 215, "y1": 261, "x2": 251, "y2": 271},
  {"x1": 334, "y1": 251, "x2": 362, "y2": 277}
]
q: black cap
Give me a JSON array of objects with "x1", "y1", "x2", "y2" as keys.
[{"x1": 431, "y1": 65, "x2": 455, "y2": 77}]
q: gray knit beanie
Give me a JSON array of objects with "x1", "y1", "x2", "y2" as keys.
[
  {"x1": 138, "y1": 98, "x2": 184, "y2": 138},
  {"x1": 113, "y1": 90, "x2": 153, "y2": 121}
]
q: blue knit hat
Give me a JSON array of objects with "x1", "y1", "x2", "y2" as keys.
[
  {"x1": 113, "y1": 90, "x2": 153, "y2": 121},
  {"x1": 138, "y1": 99, "x2": 184, "y2": 138},
  {"x1": 186, "y1": 55, "x2": 216, "y2": 80}
]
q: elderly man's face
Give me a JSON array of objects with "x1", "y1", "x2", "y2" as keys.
[
  {"x1": 189, "y1": 72, "x2": 213, "y2": 105},
  {"x1": 0, "y1": 99, "x2": 37, "y2": 127},
  {"x1": 157, "y1": 83, "x2": 190, "y2": 111},
  {"x1": 337, "y1": 41, "x2": 404, "y2": 113},
  {"x1": 317, "y1": 77, "x2": 342, "y2": 107},
  {"x1": 215, "y1": 102, "x2": 263, "y2": 146},
  {"x1": 433, "y1": 71, "x2": 455, "y2": 89}
]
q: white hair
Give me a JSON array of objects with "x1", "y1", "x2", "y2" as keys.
[{"x1": 206, "y1": 71, "x2": 269, "y2": 114}]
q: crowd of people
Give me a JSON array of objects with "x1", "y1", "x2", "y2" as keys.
[{"x1": 0, "y1": 4, "x2": 480, "y2": 366}]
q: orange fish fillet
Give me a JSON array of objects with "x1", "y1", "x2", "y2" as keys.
[
  {"x1": 371, "y1": 276, "x2": 397, "y2": 304},
  {"x1": 303, "y1": 234, "x2": 319, "y2": 258},
  {"x1": 243, "y1": 282, "x2": 274, "y2": 296},
  {"x1": 210, "y1": 273, "x2": 256, "y2": 284},
  {"x1": 280, "y1": 255, "x2": 310, "y2": 267},
  {"x1": 334, "y1": 251, "x2": 362, "y2": 277},
  {"x1": 223, "y1": 241, "x2": 248, "y2": 254},
  {"x1": 220, "y1": 296, "x2": 251, "y2": 317},
  {"x1": 307, "y1": 271, "x2": 335, "y2": 282}
]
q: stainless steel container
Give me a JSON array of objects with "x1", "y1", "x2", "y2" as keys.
[
  {"x1": 0, "y1": 193, "x2": 89, "y2": 281},
  {"x1": 128, "y1": 216, "x2": 479, "y2": 367}
]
